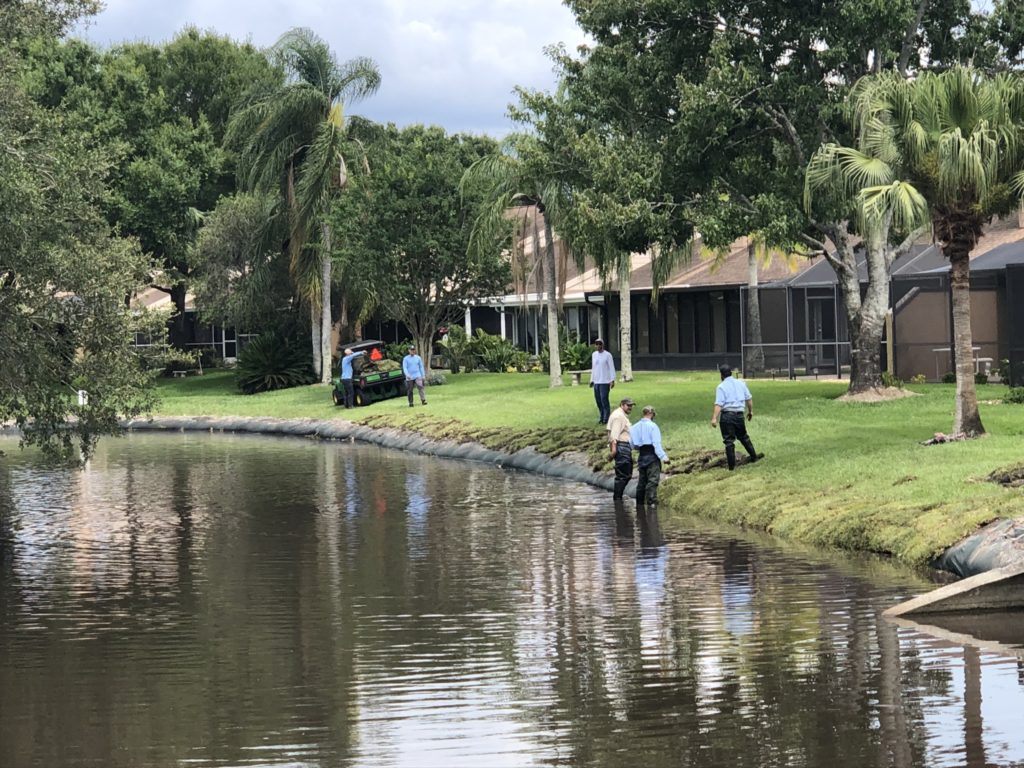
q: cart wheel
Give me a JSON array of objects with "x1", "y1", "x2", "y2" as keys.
[
  {"x1": 332, "y1": 389, "x2": 342, "y2": 406},
  {"x1": 354, "y1": 388, "x2": 365, "y2": 407}
]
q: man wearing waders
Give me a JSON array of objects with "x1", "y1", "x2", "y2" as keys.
[
  {"x1": 711, "y1": 365, "x2": 759, "y2": 470},
  {"x1": 607, "y1": 397, "x2": 635, "y2": 499},
  {"x1": 631, "y1": 405, "x2": 668, "y2": 509}
]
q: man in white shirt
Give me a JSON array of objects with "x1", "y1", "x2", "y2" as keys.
[
  {"x1": 590, "y1": 338, "x2": 616, "y2": 425},
  {"x1": 710, "y1": 365, "x2": 759, "y2": 470}
]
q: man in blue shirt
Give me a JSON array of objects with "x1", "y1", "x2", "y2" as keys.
[
  {"x1": 711, "y1": 365, "x2": 759, "y2": 470},
  {"x1": 339, "y1": 347, "x2": 366, "y2": 409},
  {"x1": 631, "y1": 405, "x2": 668, "y2": 509},
  {"x1": 402, "y1": 345, "x2": 427, "y2": 407}
]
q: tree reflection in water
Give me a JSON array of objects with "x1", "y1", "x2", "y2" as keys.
[{"x1": 0, "y1": 434, "x2": 1022, "y2": 767}]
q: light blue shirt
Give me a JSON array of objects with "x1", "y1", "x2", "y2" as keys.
[
  {"x1": 715, "y1": 376, "x2": 752, "y2": 411},
  {"x1": 631, "y1": 418, "x2": 668, "y2": 461},
  {"x1": 402, "y1": 353, "x2": 425, "y2": 380},
  {"x1": 340, "y1": 351, "x2": 365, "y2": 379}
]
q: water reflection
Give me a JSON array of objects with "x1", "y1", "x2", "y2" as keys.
[{"x1": 0, "y1": 434, "x2": 1023, "y2": 767}]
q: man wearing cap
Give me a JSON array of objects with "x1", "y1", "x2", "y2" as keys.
[
  {"x1": 590, "y1": 338, "x2": 616, "y2": 425},
  {"x1": 402, "y1": 344, "x2": 427, "y2": 407},
  {"x1": 711, "y1": 365, "x2": 758, "y2": 470},
  {"x1": 631, "y1": 405, "x2": 668, "y2": 509},
  {"x1": 339, "y1": 347, "x2": 366, "y2": 409},
  {"x1": 607, "y1": 397, "x2": 635, "y2": 499}
]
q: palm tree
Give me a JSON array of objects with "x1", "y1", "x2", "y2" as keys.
[
  {"x1": 464, "y1": 135, "x2": 567, "y2": 388},
  {"x1": 227, "y1": 28, "x2": 380, "y2": 383},
  {"x1": 807, "y1": 67, "x2": 1024, "y2": 433}
]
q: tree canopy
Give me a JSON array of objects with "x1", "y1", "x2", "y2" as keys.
[
  {"x1": 336, "y1": 124, "x2": 508, "y2": 365},
  {"x1": 1, "y1": 0, "x2": 166, "y2": 459}
]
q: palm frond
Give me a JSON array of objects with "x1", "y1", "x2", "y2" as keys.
[{"x1": 859, "y1": 181, "x2": 929, "y2": 233}]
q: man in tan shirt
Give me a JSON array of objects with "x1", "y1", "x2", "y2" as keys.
[{"x1": 607, "y1": 397, "x2": 635, "y2": 499}]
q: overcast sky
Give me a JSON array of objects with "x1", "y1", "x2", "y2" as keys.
[{"x1": 73, "y1": 0, "x2": 589, "y2": 137}]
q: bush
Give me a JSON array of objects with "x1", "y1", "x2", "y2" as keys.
[
  {"x1": 975, "y1": 371, "x2": 989, "y2": 385},
  {"x1": 235, "y1": 334, "x2": 316, "y2": 394},
  {"x1": 540, "y1": 323, "x2": 593, "y2": 373},
  {"x1": 384, "y1": 339, "x2": 413, "y2": 363},
  {"x1": 1005, "y1": 387, "x2": 1024, "y2": 404},
  {"x1": 467, "y1": 329, "x2": 524, "y2": 372},
  {"x1": 910, "y1": 374, "x2": 927, "y2": 385},
  {"x1": 942, "y1": 371, "x2": 957, "y2": 384},
  {"x1": 997, "y1": 358, "x2": 1011, "y2": 383},
  {"x1": 881, "y1": 371, "x2": 904, "y2": 389},
  {"x1": 438, "y1": 325, "x2": 472, "y2": 373},
  {"x1": 427, "y1": 373, "x2": 447, "y2": 386}
]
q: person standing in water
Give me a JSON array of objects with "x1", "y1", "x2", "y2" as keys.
[
  {"x1": 630, "y1": 405, "x2": 668, "y2": 509},
  {"x1": 607, "y1": 397, "x2": 635, "y2": 499}
]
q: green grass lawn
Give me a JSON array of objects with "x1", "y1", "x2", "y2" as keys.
[{"x1": 155, "y1": 369, "x2": 1024, "y2": 565}]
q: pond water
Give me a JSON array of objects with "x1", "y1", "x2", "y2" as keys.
[{"x1": 1, "y1": 433, "x2": 1023, "y2": 768}]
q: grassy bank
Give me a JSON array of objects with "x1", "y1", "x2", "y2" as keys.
[{"x1": 154, "y1": 369, "x2": 1024, "y2": 565}]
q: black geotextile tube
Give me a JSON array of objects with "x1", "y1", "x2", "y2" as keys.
[
  {"x1": 121, "y1": 417, "x2": 626, "y2": 496},
  {"x1": 931, "y1": 517, "x2": 1024, "y2": 577}
]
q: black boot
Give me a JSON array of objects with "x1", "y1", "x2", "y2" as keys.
[
  {"x1": 740, "y1": 436, "x2": 757, "y2": 461},
  {"x1": 726, "y1": 445, "x2": 736, "y2": 470}
]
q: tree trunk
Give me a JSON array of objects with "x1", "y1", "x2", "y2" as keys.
[
  {"x1": 338, "y1": 292, "x2": 349, "y2": 342},
  {"x1": 320, "y1": 224, "x2": 334, "y2": 385},
  {"x1": 618, "y1": 256, "x2": 633, "y2": 381},
  {"x1": 822, "y1": 224, "x2": 889, "y2": 394},
  {"x1": 846, "y1": 226, "x2": 890, "y2": 393},
  {"x1": 169, "y1": 283, "x2": 189, "y2": 349},
  {"x1": 543, "y1": 214, "x2": 562, "y2": 387},
  {"x1": 745, "y1": 243, "x2": 765, "y2": 375},
  {"x1": 949, "y1": 247, "x2": 985, "y2": 436},
  {"x1": 415, "y1": 332, "x2": 433, "y2": 373},
  {"x1": 310, "y1": 301, "x2": 321, "y2": 379}
]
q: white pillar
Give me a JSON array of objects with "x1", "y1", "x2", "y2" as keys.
[
  {"x1": 464, "y1": 307, "x2": 472, "y2": 336},
  {"x1": 499, "y1": 309, "x2": 507, "y2": 339}
]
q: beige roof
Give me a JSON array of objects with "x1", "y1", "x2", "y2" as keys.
[{"x1": 131, "y1": 286, "x2": 194, "y2": 312}]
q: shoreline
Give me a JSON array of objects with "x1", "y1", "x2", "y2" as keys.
[
  {"x1": 120, "y1": 415, "x2": 1024, "y2": 582},
  {"x1": 122, "y1": 415, "x2": 623, "y2": 494}
]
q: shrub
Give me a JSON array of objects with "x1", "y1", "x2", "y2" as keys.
[
  {"x1": 438, "y1": 325, "x2": 472, "y2": 373},
  {"x1": 540, "y1": 324, "x2": 593, "y2": 373},
  {"x1": 997, "y1": 358, "x2": 1011, "y2": 383},
  {"x1": 1005, "y1": 387, "x2": 1024, "y2": 404},
  {"x1": 235, "y1": 334, "x2": 315, "y2": 394},
  {"x1": 384, "y1": 339, "x2": 413, "y2": 362},
  {"x1": 426, "y1": 373, "x2": 447, "y2": 386},
  {"x1": 910, "y1": 374, "x2": 927, "y2": 385},
  {"x1": 468, "y1": 329, "x2": 522, "y2": 372},
  {"x1": 941, "y1": 371, "x2": 957, "y2": 384},
  {"x1": 881, "y1": 371, "x2": 904, "y2": 389},
  {"x1": 975, "y1": 371, "x2": 989, "y2": 385}
]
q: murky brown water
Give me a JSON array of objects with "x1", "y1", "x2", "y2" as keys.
[{"x1": 1, "y1": 433, "x2": 1023, "y2": 768}]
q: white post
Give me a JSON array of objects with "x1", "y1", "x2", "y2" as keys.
[
  {"x1": 77, "y1": 390, "x2": 89, "y2": 406},
  {"x1": 464, "y1": 307, "x2": 472, "y2": 336},
  {"x1": 499, "y1": 308, "x2": 506, "y2": 339}
]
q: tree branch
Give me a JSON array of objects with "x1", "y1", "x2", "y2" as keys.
[
  {"x1": 886, "y1": 224, "x2": 929, "y2": 270},
  {"x1": 763, "y1": 105, "x2": 807, "y2": 167},
  {"x1": 898, "y1": 0, "x2": 929, "y2": 78}
]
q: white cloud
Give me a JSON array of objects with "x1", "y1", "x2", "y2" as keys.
[{"x1": 74, "y1": 0, "x2": 589, "y2": 136}]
